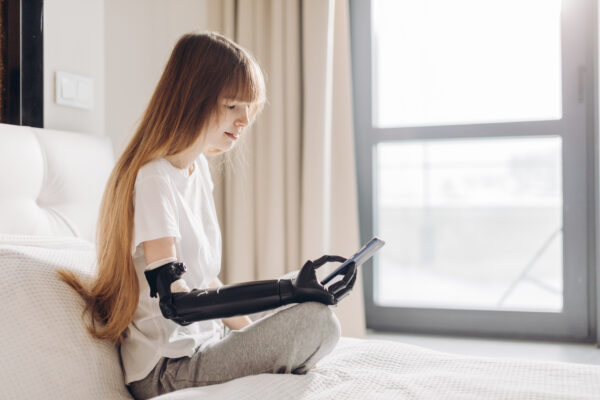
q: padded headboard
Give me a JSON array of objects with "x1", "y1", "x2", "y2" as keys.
[{"x1": 0, "y1": 123, "x2": 115, "y2": 243}]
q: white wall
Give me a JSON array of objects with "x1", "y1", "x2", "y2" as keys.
[
  {"x1": 44, "y1": 0, "x2": 105, "y2": 136},
  {"x1": 105, "y1": 0, "x2": 208, "y2": 155},
  {"x1": 43, "y1": 0, "x2": 208, "y2": 153}
]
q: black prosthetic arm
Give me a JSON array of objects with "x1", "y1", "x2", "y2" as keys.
[{"x1": 144, "y1": 255, "x2": 356, "y2": 326}]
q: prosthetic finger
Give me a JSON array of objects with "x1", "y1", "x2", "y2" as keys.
[
  {"x1": 328, "y1": 262, "x2": 357, "y2": 302},
  {"x1": 334, "y1": 271, "x2": 357, "y2": 303},
  {"x1": 295, "y1": 260, "x2": 336, "y2": 304},
  {"x1": 312, "y1": 255, "x2": 347, "y2": 269}
]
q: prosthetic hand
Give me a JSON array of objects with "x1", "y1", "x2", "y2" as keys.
[{"x1": 144, "y1": 255, "x2": 357, "y2": 326}]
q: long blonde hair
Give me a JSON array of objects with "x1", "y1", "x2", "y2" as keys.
[{"x1": 59, "y1": 32, "x2": 265, "y2": 344}]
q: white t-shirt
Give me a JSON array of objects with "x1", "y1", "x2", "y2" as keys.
[{"x1": 120, "y1": 154, "x2": 222, "y2": 384}]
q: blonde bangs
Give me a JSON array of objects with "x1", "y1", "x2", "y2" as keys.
[{"x1": 221, "y1": 58, "x2": 266, "y2": 117}]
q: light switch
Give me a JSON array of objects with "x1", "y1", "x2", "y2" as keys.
[
  {"x1": 61, "y1": 77, "x2": 76, "y2": 100},
  {"x1": 77, "y1": 80, "x2": 92, "y2": 103},
  {"x1": 55, "y1": 71, "x2": 94, "y2": 110}
]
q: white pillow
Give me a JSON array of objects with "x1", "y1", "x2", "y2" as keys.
[{"x1": 0, "y1": 235, "x2": 132, "y2": 399}]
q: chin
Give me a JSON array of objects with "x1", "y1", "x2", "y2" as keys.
[{"x1": 206, "y1": 144, "x2": 235, "y2": 155}]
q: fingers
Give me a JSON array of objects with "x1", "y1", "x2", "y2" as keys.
[
  {"x1": 296, "y1": 255, "x2": 351, "y2": 302},
  {"x1": 298, "y1": 254, "x2": 347, "y2": 283},
  {"x1": 297, "y1": 260, "x2": 317, "y2": 282},
  {"x1": 328, "y1": 262, "x2": 357, "y2": 298},
  {"x1": 340, "y1": 262, "x2": 357, "y2": 287},
  {"x1": 312, "y1": 255, "x2": 347, "y2": 269},
  {"x1": 345, "y1": 268, "x2": 357, "y2": 291}
]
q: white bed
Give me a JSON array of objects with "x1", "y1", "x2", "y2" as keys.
[{"x1": 1, "y1": 123, "x2": 599, "y2": 400}]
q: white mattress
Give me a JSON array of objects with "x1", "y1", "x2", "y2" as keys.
[
  {"x1": 2, "y1": 234, "x2": 599, "y2": 400},
  {"x1": 155, "y1": 337, "x2": 600, "y2": 400}
]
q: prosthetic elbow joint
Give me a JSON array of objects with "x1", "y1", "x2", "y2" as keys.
[{"x1": 144, "y1": 262, "x2": 191, "y2": 324}]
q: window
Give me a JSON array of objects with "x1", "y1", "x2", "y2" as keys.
[{"x1": 350, "y1": 0, "x2": 594, "y2": 339}]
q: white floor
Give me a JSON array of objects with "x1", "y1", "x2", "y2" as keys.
[{"x1": 365, "y1": 330, "x2": 600, "y2": 366}]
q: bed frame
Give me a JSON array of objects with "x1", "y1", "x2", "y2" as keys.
[{"x1": 0, "y1": 123, "x2": 114, "y2": 242}]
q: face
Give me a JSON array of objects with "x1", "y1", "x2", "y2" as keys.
[{"x1": 201, "y1": 97, "x2": 252, "y2": 154}]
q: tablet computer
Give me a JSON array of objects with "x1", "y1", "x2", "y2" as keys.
[{"x1": 321, "y1": 237, "x2": 385, "y2": 285}]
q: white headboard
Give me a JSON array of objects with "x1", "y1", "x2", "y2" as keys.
[{"x1": 0, "y1": 123, "x2": 115, "y2": 243}]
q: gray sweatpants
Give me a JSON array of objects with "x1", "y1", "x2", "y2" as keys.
[{"x1": 128, "y1": 302, "x2": 341, "y2": 400}]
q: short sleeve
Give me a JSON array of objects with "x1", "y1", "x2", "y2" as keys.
[{"x1": 132, "y1": 176, "x2": 180, "y2": 253}]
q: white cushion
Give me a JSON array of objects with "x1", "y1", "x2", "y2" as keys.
[
  {"x1": 0, "y1": 124, "x2": 114, "y2": 242},
  {"x1": 0, "y1": 235, "x2": 132, "y2": 399}
]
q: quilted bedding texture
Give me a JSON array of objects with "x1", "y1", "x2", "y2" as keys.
[
  {"x1": 2, "y1": 235, "x2": 600, "y2": 400},
  {"x1": 0, "y1": 235, "x2": 132, "y2": 399},
  {"x1": 155, "y1": 337, "x2": 600, "y2": 400}
]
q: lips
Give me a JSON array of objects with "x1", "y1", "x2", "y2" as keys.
[{"x1": 225, "y1": 132, "x2": 240, "y2": 140}]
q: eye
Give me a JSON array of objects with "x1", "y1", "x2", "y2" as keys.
[{"x1": 226, "y1": 104, "x2": 236, "y2": 110}]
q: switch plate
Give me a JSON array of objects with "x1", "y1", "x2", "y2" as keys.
[{"x1": 55, "y1": 71, "x2": 94, "y2": 110}]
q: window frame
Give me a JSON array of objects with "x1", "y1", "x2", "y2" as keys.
[{"x1": 350, "y1": 0, "x2": 597, "y2": 341}]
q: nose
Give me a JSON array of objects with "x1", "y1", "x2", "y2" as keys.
[{"x1": 235, "y1": 105, "x2": 250, "y2": 127}]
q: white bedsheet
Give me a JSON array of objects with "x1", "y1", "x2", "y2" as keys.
[
  {"x1": 156, "y1": 337, "x2": 600, "y2": 400},
  {"x1": 0, "y1": 235, "x2": 132, "y2": 400},
  {"x1": 2, "y1": 235, "x2": 599, "y2": 400}
]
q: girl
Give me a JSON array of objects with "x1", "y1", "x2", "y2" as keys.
[{"x1": 60, "y1": 32, "x2": 346, "y2": 399}]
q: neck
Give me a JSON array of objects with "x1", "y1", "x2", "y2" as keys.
[
  {"x1": 165, "y1": 151, "x2": 197, "y2": 172},
  {"x1": 165, "y1": 136, "x2": 206, "y2": 170},
  {"x1": 166, "y1": 155, "x2": 192, "y2": 169}
]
